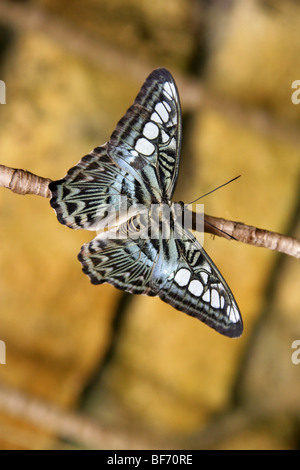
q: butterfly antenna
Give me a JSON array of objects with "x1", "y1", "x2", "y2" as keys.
[
  {"x1": 186, "y1": 175, "x2": 241, "y2": 240},
  {"x1": 187, "y1": 175, "x2": 241, "y2": 206}
]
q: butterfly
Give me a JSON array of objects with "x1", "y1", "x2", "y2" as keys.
[{"x1": 49, "y1": 68, "x2": 243, "y2": 338}]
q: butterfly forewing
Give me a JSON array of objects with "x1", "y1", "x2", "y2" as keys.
[
  {"x1": 108, "y1": 68, "x2": 182, "y2": 202},
  {"x1": 50, "y1": 68, "x2": 181, "y2": 228},
  {"x1": 50, "y1": 67, "x2": 243, "y2": 337}
]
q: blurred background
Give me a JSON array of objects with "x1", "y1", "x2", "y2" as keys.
[{"x1": 0, "y1": 0, "x2": 300, "y2": 450}]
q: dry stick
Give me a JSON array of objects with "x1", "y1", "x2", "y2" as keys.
[
  {"x1": 202, "y1": 214, "x2": 300, "y2": 259},
  {"x1": 0, "y1": 164, "x2": 52, "y2": 198},
  {"x1": 1, "y1": 164, "x2": 299, "y2": 259}
]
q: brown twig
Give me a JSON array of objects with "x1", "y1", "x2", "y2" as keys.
[
  {"x1": 1, "y1": 164, "x2": 299, "y2": 259},
  {"x1": 202, "y1": 214, "x2": 300, "y2": 259},
  {"x1": 0, "y1": 164, "x2": 51, "y2": 198}
]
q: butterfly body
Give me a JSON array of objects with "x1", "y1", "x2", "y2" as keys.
[{"x1": 50, "y1": 68, "x2": 243, "y2": 337}]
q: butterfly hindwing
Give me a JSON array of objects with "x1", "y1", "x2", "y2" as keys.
[
  {"x1": 78, "y1": 214, "x2": 159, "y2": 295},
  {"x1": 158, "y1": 227, "x2": 243, "y2": 338},
  {"x1": 77, "y1": 211, "x2": 242, "y2": 337}
]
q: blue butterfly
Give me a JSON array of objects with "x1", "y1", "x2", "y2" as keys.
[{"x1": 49, "y1": 68, "x2": 243, "y2": 337}]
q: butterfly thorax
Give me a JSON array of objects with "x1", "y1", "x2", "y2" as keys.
[{"x1": 143, "y1": 200, "x2": 184, "y2": 240}]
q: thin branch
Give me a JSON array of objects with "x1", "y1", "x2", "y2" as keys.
[
  {"x1": 0, "y1": 164, "x2": 51, "y2": 198},
  {"x1": 1, "y1": 164, "x2": 299, "y2": 259},
  {"x1": 202, "y1": 214, "x2": 300, "y2": 259}
]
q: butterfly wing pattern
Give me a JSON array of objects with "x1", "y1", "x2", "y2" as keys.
[{"x1": 50, "y1": 68, "x2": 243, "y2": 338}]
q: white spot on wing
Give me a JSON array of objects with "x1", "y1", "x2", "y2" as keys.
[
  {"x1": 151, "y1": 112, "x2": 162, "y2": 124},
  {"x1": 228, "y1": 305, "x2": 239, "y2": 323},
  {"x1": 200, "y1": 272, "x2": 208, "y2": 284},
  {"x1": 155, "y1": 102, "x2": 169, "y2": 123},
  {"x1": 135, "y1": 138, "x2": 155, "y2": 156},
  {"x1": 170, "y1": 83, "x2": 176, "y2": 96},
  {"x1": 164, "y1": 81, "x2": 176, "y2": 98},
  {"x1": 143, "y1": 122, "x2": 159, "y2": 140},
  {"x1": 188, "y1": 280, "x2": 203, "y2": 297},
  {"x1": 161, "y1": 130, "x2": 169, "y2": 143},
  {"x1": 211, "y1": 289, "x2": 220, "y2": 309},
  {"x1": 163, "y1": 82, "x2": 173, "y2": 98},
  {"x1": 169, "y1": 82, "x2": 176, "y2": 96},
  {"x1": 174, "y1": 268, "x2": 191, "y2": 287},
  {"x1": 202, "y1": 289, "x2": 210, "y2": 302},
  {"x1": 163, "y1": 100, "x2": 171, "y2": 112}
]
